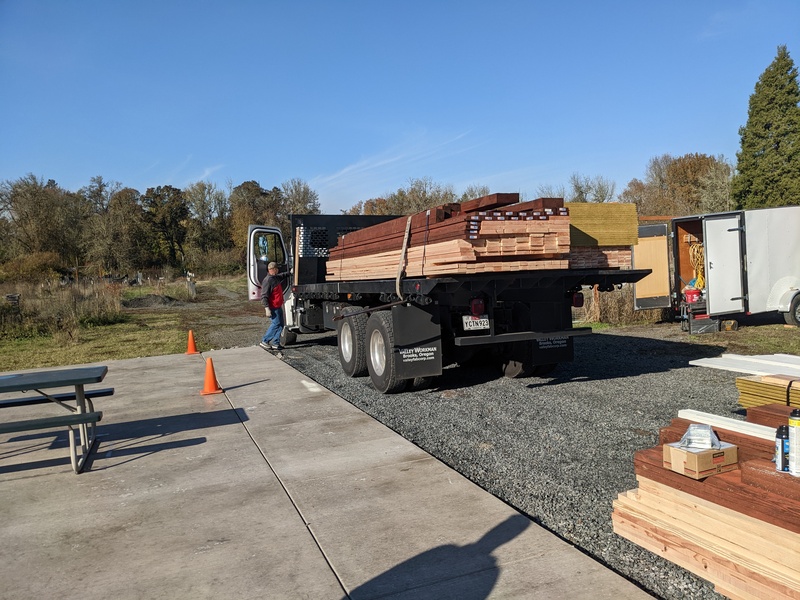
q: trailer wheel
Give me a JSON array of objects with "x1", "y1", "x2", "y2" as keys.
[
  {"x1": 337, "y1": 307, "x2": 368, "y2": 377},
  {"x1": 785, "y1": 294, "x2": 800, "y2": 327},
  {"x1": 280, "y1": 328, "x2": 297, "y2": 347},
  {"x1": 366, "y1": 311, "x2": 407, "y2": 393}
]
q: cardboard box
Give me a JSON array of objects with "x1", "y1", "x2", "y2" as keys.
[{"x1": 662, "y1": 442, "x2": 738, "y2": 479}]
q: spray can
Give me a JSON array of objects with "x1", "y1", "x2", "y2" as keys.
[
  {"x1": 776, "y1": 425, "x2": 789, "y2": 472},
  {"x1": 789, "y1": 409, "x2": 800, "y2": 477}
]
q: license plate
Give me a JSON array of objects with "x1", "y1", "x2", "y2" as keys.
[{"x1": 462, "y1": 315, "x2": 490, "y2": 331}]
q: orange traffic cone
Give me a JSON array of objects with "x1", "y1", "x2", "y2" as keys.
[
  {"x1": 186, "y1": 330, "x2": 199, "y2": 355},
  {"x1": 200, "y1": 357, "x2": 223, "y2": 395}
]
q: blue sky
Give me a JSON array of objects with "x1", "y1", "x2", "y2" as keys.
[{"x1": 1, "y1": 1, "x2": 799, "y2": 213}]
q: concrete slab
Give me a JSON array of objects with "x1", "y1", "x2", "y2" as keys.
[{"x1": 0, "y1": 347, "x2": 652, "y2": 599}]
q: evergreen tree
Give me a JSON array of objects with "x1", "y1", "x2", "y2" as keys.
[{"x1": 732, "y1": 45, "x2": 800, "y2": 209}]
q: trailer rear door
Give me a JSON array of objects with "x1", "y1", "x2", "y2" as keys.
[
  {"x1": 632, "y1": 224, "x2": 671, "y2": 309},
  {"x1": 703, "y1": 214, "x2": 745, "y2": 315}
]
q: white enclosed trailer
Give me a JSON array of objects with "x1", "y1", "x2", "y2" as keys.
[{"x1": 634, "y1": 205, "x2": 800, "y2": 329}]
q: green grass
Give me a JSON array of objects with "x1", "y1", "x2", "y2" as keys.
[{"x1": 0, "y1": 313, "x2": 187, "y2": 370}]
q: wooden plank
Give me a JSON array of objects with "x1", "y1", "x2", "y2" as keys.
[
  {"x1": 633, "y1": 447, "x2": 800, "y2": 533},
  {"x1": 739, "y1": 459, "x2": 800, "y2": 502},
  {"x1": 746, "y1": 403, "x2": 795, "y2": 428},
  {"x1": 634, "y1": 477, "x2": 800, "y2": 569},
  {"x1": 612, "y1": 510, "x2": 798, "y2": 600},
  {"x1": 675, "y1": 410, "x2": 776, "y2": 441},
  {"x1": 457, "y1": 192, "x2": 520, "y2": 213},
  {"x1": 690, "y1": 354, "x2": 800, "y2": 377}
]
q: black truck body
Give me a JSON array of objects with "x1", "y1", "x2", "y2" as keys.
[{"x1": 248, "y1": 214, "x2": 650, "y2": 393}]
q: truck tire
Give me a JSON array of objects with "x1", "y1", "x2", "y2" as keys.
[
  {"x1": 280, "y1": 328, "x2": 298, "y2": 347},
  {"x1": 337, "y1": 306, "x2": 368, "y2": 377},
  {"x1": 501, "y1": 342, "x2": 535, "y2": 378},
  {"x1": 785, "y1": 294, "x2": 800, "y2": 327},
  {"x1": 366, "y1": 311, "x2": 407, "y2": 394}
]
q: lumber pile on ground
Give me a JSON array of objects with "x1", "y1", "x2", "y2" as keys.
[
  {"x1": 613, "y1": 410, "x2": 800, "y2": 600},
  {"x1": 735, "y1": 374, "x2": 800, "y2": 409},
  {"x1": 325, "y1": 194, "x2": 638, "y2": 280}
]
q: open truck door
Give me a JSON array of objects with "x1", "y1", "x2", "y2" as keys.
[
  {"x1": 632, "y1": 224, "x2": 672, "y2": 310},
  {"x1": 247, "y1": 225, "x2": 289, "y2": 301},
  {"x1": 703, "y1": 213, "x2": 745, "y2": 316}
]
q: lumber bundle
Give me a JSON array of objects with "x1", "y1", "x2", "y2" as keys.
[
  {"x1": 325, "y1": 194, "x2": 572, "y2": 280},
  {"x1": 735, "y1": 374, "x2": 800, "y2": 409},
  {"x1": 568, "y1": 245, "x2": 632, "y2": 269},
  {"x1": 324, "y1": 195, "x2": 639, "y2": 280},
  {"x1": 565, "y1": 202, "x2": 639, "y2": 246},
  {"x1": 613, "y1": 413, "x2": 800, "y2": 599},
  {"x1": 564, "y1": 202, "x2": 637, "y2": 270}
]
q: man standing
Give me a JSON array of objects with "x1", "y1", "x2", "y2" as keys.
[{"x1": 260, "y1": 261, "x2": 290, "y2": 357}]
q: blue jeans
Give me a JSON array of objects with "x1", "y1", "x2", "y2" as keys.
[{"x1": 262, "y1": 306, "x2": 284, "y2": 346}]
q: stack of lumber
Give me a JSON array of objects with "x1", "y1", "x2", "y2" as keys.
[
  {"x1": 565, "y1": 202, "x2": 638, "y2": 269},
  {"x1": 326, "y1": 194, "x2": 572, "y2": 280},
  {"x1": 613, "y1": 411, "x2": 800, "y2": 600},
  {"x1": 735, "y1": 374, "x2": 800, "y2": 409},
  {"x1": 325, "y1": 194, "x2": 640, "y2": 280}
]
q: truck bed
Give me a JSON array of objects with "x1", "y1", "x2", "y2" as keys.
[{"x1": 293, "y1": 268, "x2": 652, "y2": 296}]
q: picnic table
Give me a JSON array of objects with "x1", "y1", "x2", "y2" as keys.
[{"x1": 0, "y1": 366, "x2": 112, "y2": 473}]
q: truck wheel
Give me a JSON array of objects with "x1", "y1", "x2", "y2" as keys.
[
  {"x1": 280, "y1": 328, "x2": 297, "y2": 347},
  {"x1": 501, "y1": 342, "x2": 535, "y2": 378},
  {"x1": 785, "y1": 294, "x2": 800, "y2": 327},
  {"x1": 366, "y1": 311, "x2": 407, "y2": 394},
  {"x1": 337, "y1": 306, "x2": 368, "y2": 377},
  {"x1": 502, "y1": 359, "x2": 535, "y2": 379}
]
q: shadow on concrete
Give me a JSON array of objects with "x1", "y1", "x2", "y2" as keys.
[
  {"x1": 343, "y1": 514, "x2": 530, "y2": 600},
  {"x1": 0, "y1": 408, "x2": 247, "y2": 474}
]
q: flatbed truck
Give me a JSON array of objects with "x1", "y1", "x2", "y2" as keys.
[{"x1": 248, "y1": 214, "x2": 650, "y2": 393}]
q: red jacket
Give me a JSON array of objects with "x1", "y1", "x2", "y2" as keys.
[{"x1": 260, "y1": 272, "x2": 288, "y2": 309}]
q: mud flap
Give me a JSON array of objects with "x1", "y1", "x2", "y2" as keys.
[
  {"x1": 392, "y1": 304, "x2": 443, "y2": 379},
  {"x1": 530, "y1": 336, "x2": 573, "y2": 365}
]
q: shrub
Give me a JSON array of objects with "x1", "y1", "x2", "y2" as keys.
[
  {"x1": 0, "y1": 252, "x2": 64, "y2": 283},
  {"x1": 573, "y1": 285, "x2": 670, "y2": 325}
]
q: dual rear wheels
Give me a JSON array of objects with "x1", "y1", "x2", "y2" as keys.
[{"x1": 337, "y1": 309, "x2": 406, "y2": 393}]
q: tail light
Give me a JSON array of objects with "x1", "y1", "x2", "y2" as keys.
[
  {"x1": 470, "y1": 297, "x2": 485, "y2": 317},
  {"x1": 572, "y1": 292, "x2": 584, "y2": 308}
]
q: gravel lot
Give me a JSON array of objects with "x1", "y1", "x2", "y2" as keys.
[
  {"x1": 195, "y1": 286, "x2": 745, "y2": 599},
  {"x1": 266, "y1": 323, "x2": 740, "y2": 600}
]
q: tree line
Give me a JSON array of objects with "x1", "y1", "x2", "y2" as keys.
[{"x1": 1, "y1": 46, "x2": 797, "y2": 282}]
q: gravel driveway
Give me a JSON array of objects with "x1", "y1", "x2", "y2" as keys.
[
  {"x1": 267, "y1": 323, "x2": 740, "y2": 600},
  {"x1": 194, "y1": 285, "x2": 738, "y2": 599}
]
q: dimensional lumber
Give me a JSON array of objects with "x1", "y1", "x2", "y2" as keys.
[
  {"x1": 736, "y1": 375, "x2": 800, "y2": 409},
  {"x1": 615, "y1": 403, "x2": 800, "y2": 600},
  {"x1": 325, "y1": 195, "x2": 575, "y2": 281},
  {"x1": 632, "y1": 446, "x2": 800, "y2": 533},
  {"x1": 745, "y1": 403, "x2": 795, "y2": 429},
  {"x1": 690, "y1": 353, "x2": 800, "y2": 377},
  {"x1": 612, "y1": 476, "x2": 800, "y2": 600},
  {"x1": 565, "y1": 202, "x2": 639, "y2": 247},
  {"x1": 675, "y1": 409, "x2": 776, "y2": 441}
]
